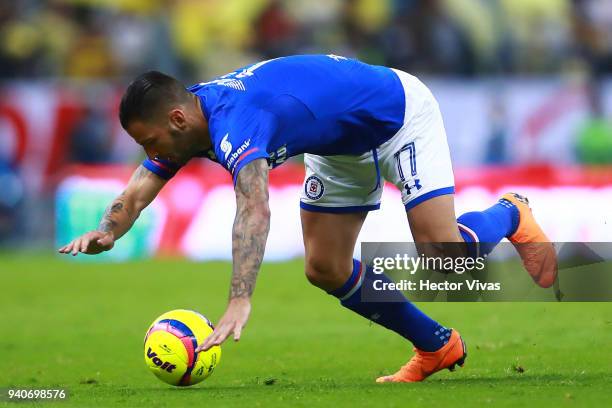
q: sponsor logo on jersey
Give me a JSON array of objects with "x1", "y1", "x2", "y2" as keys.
[
  {"x1": 226, "y1": 138, "x2": 252, "y2": 170},
  {"x1": 305, "y1": 175, "x2": 325, "y2": 200},
  {"x1": 220, "y1": 134, "x2": 232, "y2": 160}
]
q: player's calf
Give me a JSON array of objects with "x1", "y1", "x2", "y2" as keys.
[
  {"x1": 326, "y1": 259, "x2": 455, "y2": 352},
  {"x1": 456, "y1": 193, "x2": 557, "y2": 288}
]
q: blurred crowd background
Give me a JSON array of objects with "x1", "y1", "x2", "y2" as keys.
[
  {"x1": 1, "y1": 0, "x2": 611, "y2": 251},
  {"x1": 2, "y1": 0, "x2": 612, "y2": 79},
  {"x1": 0, "y1": 0, "x2": 612, "y2": 81}
]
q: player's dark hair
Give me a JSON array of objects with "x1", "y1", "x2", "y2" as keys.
[{"x1": 119, "y1": 71, "x2": 190, "y2": 129}]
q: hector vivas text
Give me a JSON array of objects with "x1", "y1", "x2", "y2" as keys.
[{"x1": 370, "y1": 253, "x2": 501, "y2": 292}]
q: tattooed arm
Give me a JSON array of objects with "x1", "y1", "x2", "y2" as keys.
[
  {"x1": 230, "y1": 158, "x2": 271, "y2": 298},
  {"x1": 97, "y1": 165, "x2": 166, "y2": 239},
  {"x1": 58, "y1": 165, "x2": 167, "y2": 255},
  {"x1": 197, "y1": 158, "x2": 271, "y2": 351}
]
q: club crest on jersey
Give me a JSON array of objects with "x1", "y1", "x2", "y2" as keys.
[
  {"x1": 220, "y1": 134, "x2": 232, "y2": 160},
  {"x1": 305, "y1": 175, "x2": 325, "y2": 200}
]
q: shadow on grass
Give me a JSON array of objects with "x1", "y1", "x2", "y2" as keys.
[
  {"x1": 133, "y1": 371, "x2": 611, "y2": 393},
  {"x1": 423, "y1": 372, "x2": 610, "y2": 386}
]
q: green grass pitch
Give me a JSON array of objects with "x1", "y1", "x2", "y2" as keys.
[{"x1": 2, "y1": 254, "x2": 611, "y2": 407}]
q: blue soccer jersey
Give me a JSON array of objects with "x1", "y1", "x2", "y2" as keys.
[{"x1": 144, "y1": 54, "x2": 406, "y2": 182}]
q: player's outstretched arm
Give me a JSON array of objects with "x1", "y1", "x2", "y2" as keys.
[
  {"x1": 197, "y1": 158, "x2": 271, "y2": 351},
  {"x1": 58, "y1": 165, "x2": 167, "y2": 256}
]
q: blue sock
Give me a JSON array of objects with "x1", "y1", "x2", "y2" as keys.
[
  {"x1": 457, "y1": 198, "x2": 520, "y2": 257},
  {"x1": 330, "y1": 259, "x2": 451, "y2": 352}
]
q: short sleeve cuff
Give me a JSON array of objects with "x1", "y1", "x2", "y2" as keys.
[
  {"x1": 142, "y1": 158, "x2": 180, "y2": 180},
  {"x1": 231, "y1": 149, "x2": 269, "y2": 185}
]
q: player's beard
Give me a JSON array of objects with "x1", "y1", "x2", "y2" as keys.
[{"x1": 169, "y1": 128, "x2": 198, "y2": 165}]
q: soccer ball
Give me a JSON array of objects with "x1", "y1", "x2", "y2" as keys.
[{"x1": 144, "y1": 309, "x2": 221, "y2": 386}]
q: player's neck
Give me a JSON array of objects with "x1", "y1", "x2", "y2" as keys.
[{"x1": 193, "y1": 95, "x2": 212, "y2": 152}]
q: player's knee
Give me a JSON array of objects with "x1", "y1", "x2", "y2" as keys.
[
  {"x1": 412, "y1": 228, "x2": 463, "y2": 244},
  {"x1": 304, "y1": 256, "x2": 349, "y2": 291},
  {"x1": 413, "y1": 241, "x2": 472, "y2": 275},
  {"x1": 304, "y1": 258, "x2": 328, "y2": 288}
]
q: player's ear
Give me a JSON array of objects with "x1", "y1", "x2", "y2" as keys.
[{"x1": 168, "y1": 109, "x2": 187, "y2": 131}]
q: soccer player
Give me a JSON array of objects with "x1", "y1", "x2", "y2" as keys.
[{"x1": 58, "y1": 55, "x2": 556, "y2": 382}]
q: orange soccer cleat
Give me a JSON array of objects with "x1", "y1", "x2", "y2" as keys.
[
  {"x1": 376, "y1": 330, "x2": 467, "y2": 383},
  {"x1": 501, "y1": 193, "x2": 558, "y2": 288}
]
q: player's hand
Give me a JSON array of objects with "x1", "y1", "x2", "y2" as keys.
[
  {"x1": 196, "y1": 297, "x2": 251, "y2": 352},
  {"x1": 58, "y1": 230, "x2": 115, "y2": 256}
]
